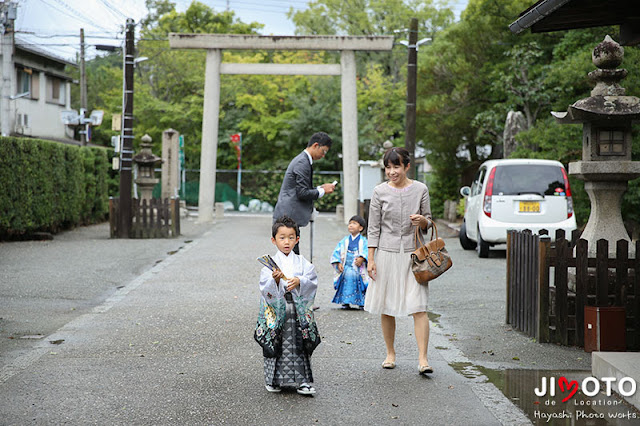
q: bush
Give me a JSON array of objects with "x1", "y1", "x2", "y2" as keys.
[{"x1": 0, "y1": 137, "x2": 111, "y2": 238}]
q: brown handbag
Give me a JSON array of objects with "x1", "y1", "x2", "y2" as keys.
[{"x1": 411, "y1": 221, "x2": 453, "y2": 284}]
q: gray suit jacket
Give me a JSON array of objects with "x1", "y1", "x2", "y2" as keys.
[{"x1": 273, "y1": 151, "x2": 319, "y2": 227}]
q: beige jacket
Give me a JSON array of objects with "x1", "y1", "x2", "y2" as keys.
[{"x1": 367, "y1": 181, "x2": 431, "y2": 252}]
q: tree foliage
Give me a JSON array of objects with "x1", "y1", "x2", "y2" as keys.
[
  {"x1": 78, "y1": 0, "x2": 447, "y2": 175},
  {"x1": 73, "y1": 0, "x2": 640, "y2": 223},
  {"x1": 415, "y1": 0, "x2": 640, "y2": 223}
]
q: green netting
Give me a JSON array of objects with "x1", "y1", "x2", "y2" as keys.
[
  {"x1": 152, "y1": 180, "x2": 252, "y2": 209},
  {"x1": 150, "y1": 169, "x2": 343, "y2": 211},
  {"x1": 214, "y1": 182, "x2": 253, "y2": 209}
]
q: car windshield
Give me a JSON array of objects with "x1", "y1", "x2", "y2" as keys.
[{"x1": 493, "y1": 165, "x2": 566, "y2": 196}]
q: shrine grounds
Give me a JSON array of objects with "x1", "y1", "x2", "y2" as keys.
[{"x1": 2, "y1": 212, "x2": 631, "y2": 425}]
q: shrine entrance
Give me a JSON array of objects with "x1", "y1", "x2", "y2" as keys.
[{"x1": 169, "y1": 34, "x2": 393, "y2": 223}]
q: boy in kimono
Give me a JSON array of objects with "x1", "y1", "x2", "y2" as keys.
[
  {"x1": 330, "y1": 215, "x2": 369, "y2": 309},
  {"x1": 255, "y1": 215, "x2": 320, "y2": 395}
]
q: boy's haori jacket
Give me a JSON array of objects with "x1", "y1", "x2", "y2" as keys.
[{"x1": 254, "y1": 251, "x2": 321, "y2": 357}]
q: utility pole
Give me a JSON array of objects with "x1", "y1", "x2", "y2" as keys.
[
  {"x1": 80, "y1": 28, "x2": 87, "y2": 145},
  {"x1": 117, "y1": 18, "x2": 135, "y2": 238},
  {"x1": 404, "y1": 17, "x2": 418, "y2": 178},
  {"x1": 0, "y1": 2, "x2": 16, "y2": 137}
]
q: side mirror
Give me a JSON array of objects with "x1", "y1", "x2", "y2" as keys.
[{"x1": 460, "y1": 186, "x2": 471, "y2": 197}]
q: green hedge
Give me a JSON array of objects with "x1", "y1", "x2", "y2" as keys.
[{"x1": 0, "y1": 137, "x2": 111, "y2": 238}]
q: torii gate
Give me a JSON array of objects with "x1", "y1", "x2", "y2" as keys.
[{"x1": 168, "y1": 34, "x2": 394, "y2": 223}]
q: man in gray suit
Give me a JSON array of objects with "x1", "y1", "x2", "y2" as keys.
[{"x1": 273, "y1": 132, "x2": 336, "y2": 255}]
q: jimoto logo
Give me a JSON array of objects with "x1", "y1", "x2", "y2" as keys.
[{"x1": 535, "y1": 376, "x2": 637, "y2": 402}]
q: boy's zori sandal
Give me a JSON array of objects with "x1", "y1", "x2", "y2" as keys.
[{"x1": 296, "y1": 383, "x2": 316, "y2": 395}]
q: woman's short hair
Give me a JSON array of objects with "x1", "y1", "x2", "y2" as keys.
[{"x1": 383, "y1": 147, "x2": 410, "y2": 167}]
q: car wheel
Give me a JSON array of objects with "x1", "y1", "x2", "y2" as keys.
[
  {"x1": 459, "y1": 221, "x2": 476, "y2": 250},
  {"x1": 476, "y1": 227, "x2": 490, "y2": 258}
]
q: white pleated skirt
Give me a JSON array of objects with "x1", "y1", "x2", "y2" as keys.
[{"x1": 364, "y1": 247, "x2": 429, "y2": 317}]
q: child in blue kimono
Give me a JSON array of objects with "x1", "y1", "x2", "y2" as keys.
[
  {"x1": 255, "y1": 215, "x2": 320, "y2": 396},
  {"x1": 330, "y1": 215, "x2": 369, "y2": 310}
]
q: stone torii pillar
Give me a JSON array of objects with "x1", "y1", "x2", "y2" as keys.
[{"x1": 168, "y1": 34, "x2": 394, "y2": 223}]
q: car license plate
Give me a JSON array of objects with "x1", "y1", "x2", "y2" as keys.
[{"x1": 519, "y1": 201, "x2": 540, "y2": 213}]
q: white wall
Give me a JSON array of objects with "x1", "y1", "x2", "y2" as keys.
[{"x1": 13, "y1": 70, "x2": 71, "y2": 140}]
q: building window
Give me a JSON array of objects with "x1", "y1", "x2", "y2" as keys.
[
  {"x1": 16, "y1": 68, "x2": 31, "y2": 96},
  {"x1": 46, "y1": 76, "x2": 66, "y2": 105},
  {"x1": 51, "y1": 78, "x2": 59, "y2": 99},
  {"x1": 597, "y1": 129, "x2": 625, "y2": 156}
]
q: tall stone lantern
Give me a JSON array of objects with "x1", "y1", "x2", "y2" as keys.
[
  {"x1": 133, "y1": 134, "x2": 163, "y2": 203},
  {"x1": 552, "y1": 36, "x2": 640, "y2": 256}
]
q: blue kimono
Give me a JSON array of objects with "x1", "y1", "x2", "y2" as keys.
[{"x1": 330, "y1": 234, "x2": 369, "y2": 306}]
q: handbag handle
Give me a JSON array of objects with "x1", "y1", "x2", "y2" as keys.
[{"x1": 414, "y1": 218, "x2": 437, "y2": 248}]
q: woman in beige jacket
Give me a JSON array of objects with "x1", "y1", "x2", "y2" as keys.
[{"x1": 365, "y1": 147, "x2": 433, "y2": 374}]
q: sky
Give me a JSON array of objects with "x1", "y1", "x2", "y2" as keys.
[{"x1": 17, "y1": 0, "x2": 469, "y2": 62}]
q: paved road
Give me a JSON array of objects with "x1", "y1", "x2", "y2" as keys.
[
  {"x1": 0, "y1": 220, "x2": 211, "y2": 366},
  {"x1": 0, "y1": 214, "x2": 541, "y2": 425},
  {"x1": 430, "y1": 229, "x2": 591, "y2": 372}
]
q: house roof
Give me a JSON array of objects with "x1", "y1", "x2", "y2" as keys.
[
  {"x1": 15, "y1": 36, "x2": 77, "y2": 68},
  {"x1": 510, "y1": 0, "x2": 640, "y2": 45}
]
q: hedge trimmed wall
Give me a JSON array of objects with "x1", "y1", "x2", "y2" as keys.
[{"x1": 0, "y1": 137, "x2": 111, "y2": 238}]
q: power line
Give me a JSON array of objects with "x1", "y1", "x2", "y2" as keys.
[
  {"x1": 36, "y1": 0, "x2": 116, "y2": 33},
  {"x1": 227, "y1": 0, "x2": 309, "y2": 6},
  {"x1": 209, "y1": 0, "x2": 307, "y2": 13},
  {"x1": 16, "y1": 42, "x2": 85, "y2": 47},
  {"x1": 34, "y1": 0, "x2": 109, "y2": 31},
  {"x1": 17, "y1": 31, "x2": 123, "y2": 40},
  {"x1": 95, "y1": 0, "x2": 128, "y2": 21},
  {"x1": 50, "y1": 0, "x2": 115, "y2": 32}
]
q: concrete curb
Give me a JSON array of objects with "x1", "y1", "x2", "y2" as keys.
[{"x1": 592, "y1": 352, "x2": 640, "y2": 410}]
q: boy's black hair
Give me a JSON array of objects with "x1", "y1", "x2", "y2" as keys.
[
  {"x1": 272, "y1": 215, "x2": 300, "y2": 238},
  {"x1": 383, "y1": 147, "x2": 410, "y2": 167},
  {"x1": 349, "y1": 215, "x2": 366, "y2": 231},
  {"x1": 307, "y1": 131, "x2": 333, "y2": 148}
]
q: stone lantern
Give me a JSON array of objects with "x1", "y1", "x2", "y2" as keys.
[
  {"x1": 552, "y1": 36, "x2": 640, "y2": 256},
  {"x1": 133, "y1": 134, "x2": 163, "y2": 203}
]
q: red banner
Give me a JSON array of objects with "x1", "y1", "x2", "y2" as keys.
[{"x1": 231, "y1": 133, "x2": 241, "y2": 168}]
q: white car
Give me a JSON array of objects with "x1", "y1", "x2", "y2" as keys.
[{"x1": 459, "y1": 159, "x2": 577, "y2": 258}]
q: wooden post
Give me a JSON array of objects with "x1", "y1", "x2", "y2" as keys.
[
  {"x1": 575, "y1": 239, "x2": 588, "y2": 347},
  {"x1": 530, "y1": 232, "x2": 539, "y2": 337},
  {"x1": 172, "y1": 198, "x2": 181, "y2": 237},
  {"x1": 635, "y1": 241, "x2": 640, "y2": 349},
  {"x1": 524, "y1": 231, "x2": 531, "y2": 334},
  {"x1": 141, "y1": 199, "x2": 148, "y2": 238},
  {"x1": 109, "y1": 197, "x2": 118, "y2": 238},
  {"x1": 615, "y1": 240, "x2": 628, "y2": 306},
  {"x1": 596, "y1": 239, "x2": 609, "y2": 306},
  {"x1": 131, "y1": 198, "x2": 139, "y2": 238},
  {"x1": 506, "y1": 230, "x2": 512, "y2": 324},
  {"x1": 555, "y1": 229, "x2": 568, "y2": 345},
  {"x1": 538, "y1": 235, "x2": 551, "y2": 342},
  {"x1": 117, "y1": 19, "x2": 136, "y2": 238},
  {"x1": 148, "y1": 199, "x2": 154, "y2": 238},
  {"x1": 512, "y1": 232, "x2": 522, "y2": 330}
]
